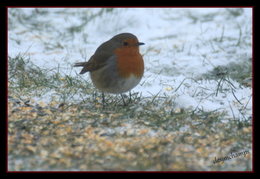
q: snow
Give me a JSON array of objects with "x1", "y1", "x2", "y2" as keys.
[{"x1": 8, "y1": 8, "x2": 252, "y2": 120}]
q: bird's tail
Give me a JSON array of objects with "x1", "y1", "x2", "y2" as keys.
[
  {"x1": 74, "y1": 62, "x2": 87, "y2": 67},
  {"x1": 74, "y1": 62, "x2": 90, "y2": 74}
]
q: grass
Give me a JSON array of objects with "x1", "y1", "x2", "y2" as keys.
[
  {"x1": 8, "y1": 54, "x2": 252, "y2": 171},
  {"x1": 8, "y1": 54, "x2": 94, "y2": 104},
  {"x1": 202, "y1": 58, "x2": 252, "y2": 87}
]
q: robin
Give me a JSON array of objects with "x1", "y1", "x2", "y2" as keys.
[{"x1": 74, "y1": 33, "x2": 145, "y2": 103}]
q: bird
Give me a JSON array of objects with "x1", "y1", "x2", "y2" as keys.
[{"x1": 74, "y1": 33, "x2": 145, "y2": 105}]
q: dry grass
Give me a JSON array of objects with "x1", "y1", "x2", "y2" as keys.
[{"x1": 8, "y1": 55, "x2": 252, "y2": 171}]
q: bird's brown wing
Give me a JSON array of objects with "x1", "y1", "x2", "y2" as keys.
[
  {"x1": 74, "y1": 39, "x2": 116, "y2": 74},
  {"x1": 74, "y1": 51, "x2": 114, "y2": 74}
]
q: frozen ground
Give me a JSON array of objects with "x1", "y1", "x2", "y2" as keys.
[{"x1": 8, "y1": 8, "x2": 252, "y2": 120}]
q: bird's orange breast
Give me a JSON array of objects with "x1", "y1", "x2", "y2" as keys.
[{"x1": 114, "y1": 47, "x2": 144, "y2": 78}]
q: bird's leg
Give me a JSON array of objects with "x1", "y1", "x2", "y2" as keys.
[
  {"x1": 120, "y1": 94, "x2": 127, "y2": 106},
  {"x1": 93, "y1": 91, "x2": 97, "y2": 103},
  {"x1": 129, "y1": 91, "x2": 132, "y2": 103},
  {"x1": 102, "y1": 92, "x2": 105, "y2": 108}
]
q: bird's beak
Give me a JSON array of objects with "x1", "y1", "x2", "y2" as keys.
[{"x1": 138, "y1": 42, "x2": 145, "y2": 46}]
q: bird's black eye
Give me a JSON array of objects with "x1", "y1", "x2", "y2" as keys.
[{"x1": 123, "y1": 42, "x2": 128, "y2": 46}]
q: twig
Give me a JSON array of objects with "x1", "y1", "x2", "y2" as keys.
[
  {"x1": 231, "y1": 88, "x2": 243, "y2": 105},
  {"x1": 236, "y1": 23, "x2": 242, "y2": 46},
  {"x1": 219, "y1": 25, "x2": 225, "y2": 42},
  {"x1": 151, "y1": 90, "x2": 162, "y2": 104},
  {"x1": 215, "y1": 77, "x2": 224, "y2": 96},
  {"x1": 242, "y1": 95, "x2": 252, "y2": 111},
  {"x1": 228, "y1": 101, "x2": 236, "y2": 120},
  {"x1": 224, "y1": 77, "x2": 237, "y2": 90},
  {"x1": 174, "y1": 78, "x2": 188, "y2": 92}
]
